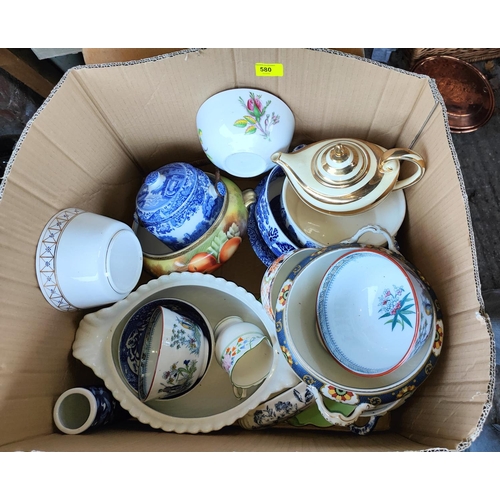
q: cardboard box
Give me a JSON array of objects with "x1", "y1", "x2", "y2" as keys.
[{"x1": 0, "y1": 48, "x2": 494, "y2": 451}]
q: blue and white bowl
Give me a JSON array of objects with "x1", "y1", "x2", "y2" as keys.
[
  {"x1": 246, "y1": 177, "x2": 276, "y2": 267},
  {"x1": 255, "y1": 165, "x2": 299, "y2": 258},
  {"x1": 136, "y1": 162, "x2": 225, "y2": 251}
]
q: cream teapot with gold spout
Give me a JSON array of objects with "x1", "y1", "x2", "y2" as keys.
[{"x1": 271, "y1": 138, "x2": 426, "y2": 216}]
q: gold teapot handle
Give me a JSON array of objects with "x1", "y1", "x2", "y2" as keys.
[{"x1": 379, "y1": 148, "x2": 426, "y2": 191}]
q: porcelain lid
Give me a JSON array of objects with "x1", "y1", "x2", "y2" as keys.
[{"x1": 135, "y1": 162, "x2": 200, "y2": 221}]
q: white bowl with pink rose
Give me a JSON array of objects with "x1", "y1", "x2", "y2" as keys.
[{"x1": 196, "y1": 88, "x2": 295, "y2": 178}]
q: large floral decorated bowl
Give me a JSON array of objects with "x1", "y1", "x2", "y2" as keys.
[
  {"x1": 133, "y1": 175, "x2": 250, "y2": 277},
  {"x1": 274, "y1": 225, "x2": 444, "y2": 430}
]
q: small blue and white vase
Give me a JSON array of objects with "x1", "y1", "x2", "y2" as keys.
[
  {"x1": 135, "y1": 162, "x2": 225, "y2": 251},
  {"x1": 53, "y1": 386, "x2": 127, "y2": 435}
]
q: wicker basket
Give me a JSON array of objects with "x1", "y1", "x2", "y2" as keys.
[{"x1": 407, "y1": 48, "x2": 500, "y2": 66}]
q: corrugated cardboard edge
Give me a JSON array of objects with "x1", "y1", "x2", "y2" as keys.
[
  {"x1": 0, "y1": 48, "x2": 495, "y2": 451},
  {"x1": 421, "y1": 75, "x2": 496, "y2": 452}
]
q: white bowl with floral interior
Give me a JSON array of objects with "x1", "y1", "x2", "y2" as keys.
[
  {"x1": 316, "y1": 247, "x2": 433, "y2": 377},
  {"x1": 72, "y1": 272, "x2": 299, "y2": 434},
  {"x1": 196, "y1": 88, "x2": 295, "y2": 178}
]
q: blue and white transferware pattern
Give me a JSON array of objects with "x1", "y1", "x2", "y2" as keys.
[
  {"x1": 86, "y1": 386, "x2": 127, "y2": 428},
  {"x1": 135, "y1": 162, "x2": 225, "y2": 251},
  {"x1": 247, "y1": 178, "x2": 276, "y2": 267},
  {"x1": 255, "y1": 165, "x2": 299, "y2": 258},
  {"x1": 238, "y1": 382, "x2": 314, "y2": 430},
  {"x1": 118, "y1": 298, "x2": 212, "y2": 395}
]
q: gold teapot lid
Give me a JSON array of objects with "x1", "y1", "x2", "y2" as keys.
[{"x1": 271, "y1": 138, "x2": 426, "y2": 215}]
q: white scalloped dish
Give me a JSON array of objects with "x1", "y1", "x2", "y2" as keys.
[{"x1": 72, "y1": 272, "x2": 299, "y2": 434}]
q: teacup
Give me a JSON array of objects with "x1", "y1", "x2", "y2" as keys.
[
  {"x1": 196, "y1": 88, "x2": 295, "y2": 178},
  {"x1": 135, "y1": 162, "x2": 225, "y2": 251},
  {"x1": 138, "y1": 305, "x2": 212, "y2": 402},
  {"x1": 214, "y1": 316, "x2": 273, "y2": 399},
  {"x1": 35, "y1": 208, "x2": 143, "y2": 311}
]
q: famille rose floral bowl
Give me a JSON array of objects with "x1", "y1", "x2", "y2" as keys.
[
  {"x1": 255, "y1": 165, "x2": 299, "y2": 258},
  {"x1": 133, "y1": 175, "x2": 250, "y2": 277},
  {"x1": 138, "y1": 305, "x2": 212, "y2": 402},
  {"x1": 72, "y1": 272, "x2": 299, "y2": 434},
  {"x1": 135, "y1": 162, "x2": 224, "y2": 251},
  {"x1": 196, "y1": 88, "x2": 295, "y2": 178},
  {"x1": 316, "y1": 248, "x2": 434, "y2": 377},
  {"x1": 274, "y1": 225, "x2": 444, "y2": 430}
]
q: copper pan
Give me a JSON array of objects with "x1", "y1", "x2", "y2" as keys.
[{"x1": 412, "y1": 55, "x2": 495, "y2": 133}]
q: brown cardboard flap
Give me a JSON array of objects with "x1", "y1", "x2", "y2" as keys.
[
  {"x1": 72, "y1": 49, "x2": 435, "y2": 172},
  {"x1": 0, "y1": 424, "x2": 427, "y2": 452}
]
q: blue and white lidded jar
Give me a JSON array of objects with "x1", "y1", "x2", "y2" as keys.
[{"x1": 135, "y1": 162, "x2": 225, "y2": 251}]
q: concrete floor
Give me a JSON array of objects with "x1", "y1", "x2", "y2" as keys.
[{"x1": 451, "y1": 65, "x2": 500, "y2": 452}]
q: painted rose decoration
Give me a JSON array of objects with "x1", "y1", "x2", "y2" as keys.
[{"x1": 234, "y1": 92, "x2": 280, "y2": 140}]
